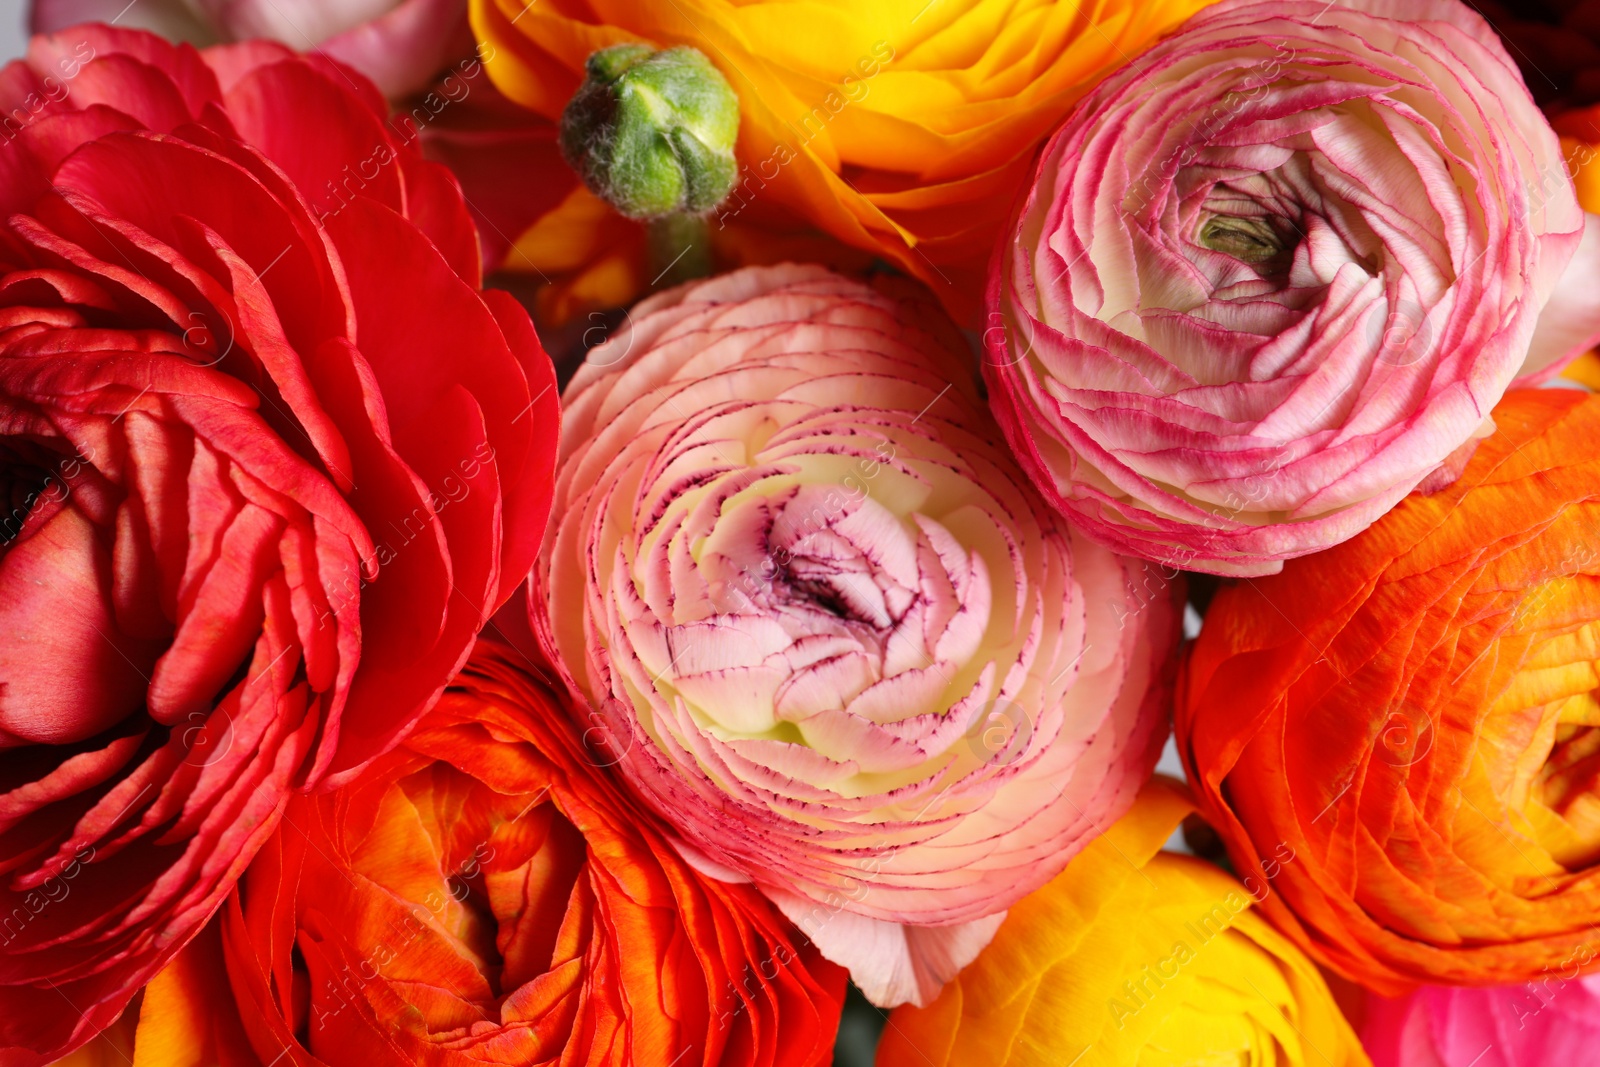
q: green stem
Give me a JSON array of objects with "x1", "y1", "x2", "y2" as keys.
[{"x1": 647, "y1": 213, "x2": 714, "y2": 290}]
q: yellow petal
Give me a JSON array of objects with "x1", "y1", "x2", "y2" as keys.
[{"x1": 878, "y1": 780, "x2": 1370, "y2": 1067}]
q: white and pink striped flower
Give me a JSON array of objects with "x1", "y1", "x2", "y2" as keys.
[
  {"x1": 536, "y1": 264, "x2": 1180, "y2": 1008},
  {"x1": 986, "y1": 0, "x2": 1600, "y2": 577}
]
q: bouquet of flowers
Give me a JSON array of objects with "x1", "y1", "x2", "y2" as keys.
[{"x1": 7, "y1": 0, "x2": 1600, "y2": 1063}]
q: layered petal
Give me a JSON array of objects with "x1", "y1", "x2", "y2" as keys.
[
  {"x1": 878, "y1": 779, "x2": 1370, "y2": 1067},
  {"x1": 0, "y1": 26, "x2": 556, "y2": 1064},
  {"x1": 1362, "y1": 975, "x2": 1600, "y2": 1067},
  {"x1": 986, "y1": 0, "x2": 1600, "y2": 575},
  {"x1": 536, "y1": 263, "x2": 1180, "y2": 1006},
  {"x1": 1177, "y1": 388, "x2": 1600, "y2": 993},
  {"x1": 125, "y1": 642, "x2": 846, "y2": 1067}
]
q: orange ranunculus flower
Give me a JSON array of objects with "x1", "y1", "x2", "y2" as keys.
[
  {"x1": 467, "y1": 0, "x2": 1215, "y2": 323},
  {"x1": 1177, "y1": 388, "x2": 1600, "y2": 995},
  {"x1": 876, "y1": 779, "x2": 1368, "y2": 1067},
  {"x1": 126, "y1": 642, "x2": 847, "y2": 1067}
]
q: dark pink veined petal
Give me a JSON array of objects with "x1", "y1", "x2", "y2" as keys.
[{"x1": 983, "y1": 0, "x2": 1595, "y2": 575}]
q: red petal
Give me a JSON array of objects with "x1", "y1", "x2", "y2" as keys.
[
  {"x1": 220, "y1": 59, "x2": 405, "y2": 224},
  {"x1": 0, "y1": 505, "x2": 159, "y2": 744}
]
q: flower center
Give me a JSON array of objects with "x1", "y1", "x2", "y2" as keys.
[
  {"x1": 758, "y1": 490, "x2": 920, "y2": 640},
  {"x1": 777, "y1": 546, "x2": 907, "y2": 633},
  {"x1": 1197, "y1": 212, "x2": 1294, "y2": 274},
  {"x1": 784, "y1": 568, "x2": 871, "y2": 623},
  {"x1": 1536, "y1": 715, "x2": 1600, "y2": 870}
]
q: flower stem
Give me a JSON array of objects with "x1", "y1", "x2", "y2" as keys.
[{"x1": 648, "y1": 213, "x2": 714, "y2": 289}]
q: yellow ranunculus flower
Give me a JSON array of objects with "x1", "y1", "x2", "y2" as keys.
[
  {"x1": 469, "y1": 0, "x2": 1214, "y2": 323},
  {"x1": 876, "y1": 778, "x2": 1370, "y2": 1067}
]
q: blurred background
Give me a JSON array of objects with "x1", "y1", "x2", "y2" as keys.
[{"x1": 2, "y1": 3, "x2": 23, "y2": 62}]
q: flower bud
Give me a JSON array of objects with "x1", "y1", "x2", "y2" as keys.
[{"x1": 559, "y1": 42, "x2": 739, "y2": 219}]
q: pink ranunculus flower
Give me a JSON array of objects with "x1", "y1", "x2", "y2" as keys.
[
  {"x1": 1362, "y1": 975, "x2": 1600, "y2": 1066},
  {"x1": 536, "y1": 263, "x2": 1181, "y2": 1009},
  {"x1": 29, "y1": 0, "x2": 470, "y2": 97},
  {"x1": 985, "y1": 0, "x2": 1600, "y2": 577}
]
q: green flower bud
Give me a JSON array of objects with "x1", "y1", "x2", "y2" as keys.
[{"x1": 560, "y1": 42, "x2": 740, "y2": 220}]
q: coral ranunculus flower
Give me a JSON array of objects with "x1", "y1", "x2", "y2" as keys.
[
  {"x1": 1177, "y1": 388, "x2": 1600, "y2": 993},
  {"x1": 537, "y1": 263, "x2": 1181, "y2": 1007},
  {"x1": 0, "y1": 27, "x2": 556, "y2": 1064},
  {"x1": 126, "y1": 642, "x2": 847, "y2": 1067},
  {"x1": 467, "y1": 0, "x2": 1215, "y2": 323},
  {"x1": 1362, "y1": 976, "x2": 1600, "y2": 1067},
  {"x1": 876, "y1": 780, "x2": 1371, "y2": 1067},
  {"x1": 985, "y1": 0, "x2": 1600, "y2": 577}
]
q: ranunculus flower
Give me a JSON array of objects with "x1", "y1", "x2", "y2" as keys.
[
  {"x1": 1363, "y1": 976, "x2": 1600, "y2": 1067},
  {"x1": 537, "y1": 263, "x2": 1180, "y2": 1007},
  {"x1": 985, "y1": 0, "x2": 1600, "y2": 577},
  {"x1": 877, "y1": 780, "x2": 1371, "y2": 1067},
  {"x1": 0, "y1": 26, "x2": 555, "y2": 1063},
  {"x1": 468, "y1": 0, "x2": 1214, "y2": 323},
  {"x1": 29, "y1": 0, "x2": 472, "y2": 97},
  {"x1": 124, "y1": 642, "x2": 847, "y2": 1067},
  {"x1": 1177, "y1": 388, "x2": 1600, "y2": 994}
]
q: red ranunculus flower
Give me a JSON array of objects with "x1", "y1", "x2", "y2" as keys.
[{"x1": 0, "y1": 26, "x2": 557, "y2": 1064}]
